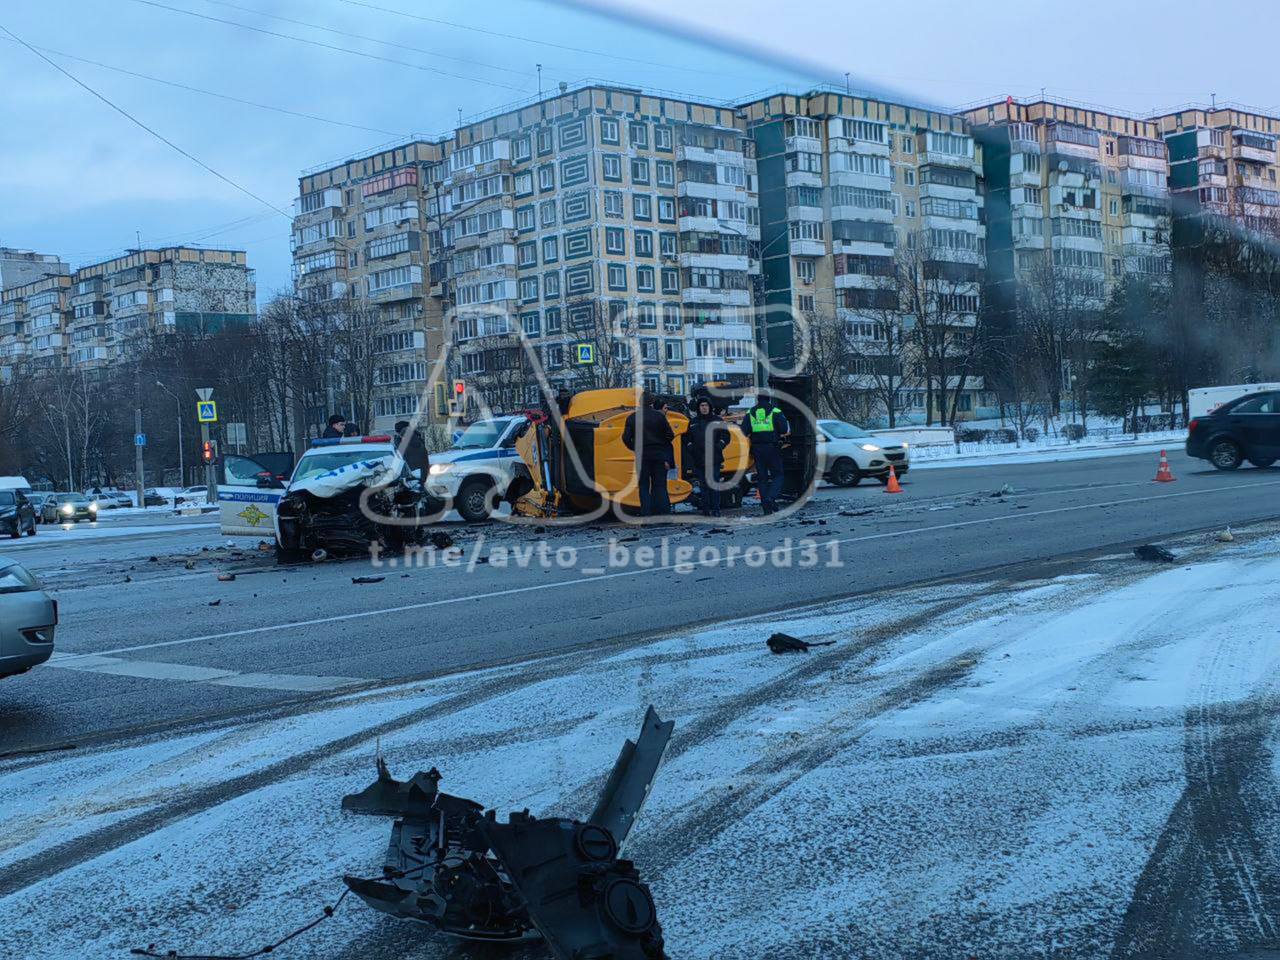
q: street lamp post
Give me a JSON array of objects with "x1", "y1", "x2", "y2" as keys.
[{"x1": 155, "y1": 380, "x2": 183, "y2": 486}]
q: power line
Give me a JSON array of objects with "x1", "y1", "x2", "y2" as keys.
[
  {"x1": 0, "y1": 35, "x2": 409, "y2": 137},
  {"x1": 125, "y1": 0, "x2": 528, "y2": 92},
  {"x1": 0, "y1": 21, "x2": 291, "y2": 219},
  {"x1": 330, "y1": 0, "x2": 769, "y2": 79},
  {"x1": 193, "y1": 0, "x2": 537, "y2": 80}
]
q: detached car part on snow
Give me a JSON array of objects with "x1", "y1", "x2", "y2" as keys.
[{"x1": 341, "y1": 706, "x2": 674, "y2": 958}]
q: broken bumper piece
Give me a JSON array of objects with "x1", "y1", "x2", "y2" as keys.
[{"x1": 341, "y1": 706, "x2": 673, "y2": 958}]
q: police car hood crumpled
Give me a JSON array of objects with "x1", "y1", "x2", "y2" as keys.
[{"x1": 289, "y1": 455, "x2": 405, "y2": 499}]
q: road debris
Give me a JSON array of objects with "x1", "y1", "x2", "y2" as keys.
[
  {"x1": 838, "y1": 508, "x2": 873, "y2": 518},
  {"x1": 1216, "y1": 527, "x2": 1235, "y2": 543},
  {"x1": 342, "y1": 707, "x2": 673, "y2": 957},
  {"x1": 992, "y1": 484, "x2": 1014, "y2": 498},
  {"x1": 350, "y1": 575, "x2": 384, "y2": 584},
  {"x1": 207, "y1": 599, "x2": 221, "y2": 607},
  {"x1": 767, "y1": 632, "x2": 837, "y2": 654},
  {"x1": 1133, "y1": 544, "x2": 1177, "y2": 563},
  {"x1": 429, "y1": 531, "x2": 454, "y2": 550},
  {"x1": 216, "y1": 573, "x2": 236, "y2": 582}
]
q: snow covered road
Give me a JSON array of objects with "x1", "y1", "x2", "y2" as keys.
[{"x1": 4, "y1": 524, "x2": 1280, "y2": 958}]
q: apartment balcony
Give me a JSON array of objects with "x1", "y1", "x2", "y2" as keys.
[
  {"x1": 677, "y1": 252, "x2": 749, "y2": 271},
  {"x1": 368, "y1": 282, "x2": 423, "y2": 304},
  {"x1": 784, "y1": 169, "x2": 823, "y2": 190},
  {"x1": 294, "y1": 187, "x2": 343, "y2": 218},
  {"x1": 1012, "y1": 233, "x2": 1047, "y2": 250},
  {"x1": 1235, "y1": 143, "x2": 1277, "y2": 165},
  {"x1": 685, "y1": 354, "x2": 753, "y2": 377},
  {"x1": 1119, "y1": 153, "x2": 1167, "y2": 174},
  {"x1": 677, "y1": 215, "x2": 745, "y2": 235},
  {"x1": 829, "y1": 203, "x2": 894, "y2": 224},
  {"x1": 834, "y1": 272, "x2": 893, "y2": 290},
  {"x1": 832, "y1": 238, "x2": 895, "y2": 260},
  {"x1": 1010, "y1": 169, "x2": 1043, "y2": 189},
  {"x1": 1121, "y1": 180, "x2": 1169, "y2": 201},
  {"x1": 789, "y1": 239, "x2": 825, "y2": 258},
  {"x1": 1049, "y1": 232, "x2": 1104, "y2": 252},
  {"x1": 922, "y1": 151, "x2": 981, "y2": 174},
  {"x1": 921, "y1": 214, "x2": 982, "y2": 236},
  {"x1": 784, "y1": 134, "x2": 822, "y2": 155},
  {"x1": 680, "y1": 287, "x2": 750, "y2": 307},
  {"x1": 919, "y1": 180, "x2": 977, "y2": 202},
  {"x1": 678, "y1": 180, "x2": 745, "y2": 203},
  {"x1": 1198, "y1": 172, "x2": 1228, "y2": 188}
]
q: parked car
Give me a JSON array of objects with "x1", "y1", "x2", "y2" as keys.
[
  {"x1": 815, "y1": 419, "x2": 911, "y2": 486},
  {"x1": 140, "y1": 488, "x2": 172, "y2": 507},
  {"x1": 1187, "y1": 390, "x2": 1280, "y2": 470},
  {"x1": 175, "y1": 485, "x2": 208, "y2": 504},
  {"x1": 84, "y1": 489, "x2": 130, "y2": 509},
  {"x1": 0, "y1": 490, "x2": 38, "y2": 538},
  {"x1": 28, "y1": 492, "x2": 55, "y2": 522},
  {"x1": 40, "y1": 493, "x2": 98, "y2": 523},
  {"x1": 0, "y1": 557, "x2": 56, "y2": 678}
]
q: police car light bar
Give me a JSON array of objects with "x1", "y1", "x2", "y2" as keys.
[{"x1": 310, "y1": 435, "x2": 393, "y2": 447}]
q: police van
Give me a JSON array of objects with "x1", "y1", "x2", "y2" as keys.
[{"x1": 423, "y1": 415, "x2": 531, "y2": 522}]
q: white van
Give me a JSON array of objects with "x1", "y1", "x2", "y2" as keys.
[
  {"x1": 0, "y1": 476, "x2": 34, "y2": 497},
  {"x1": 1189, "y1": 383, "x2": 1280, "y2": 419}
]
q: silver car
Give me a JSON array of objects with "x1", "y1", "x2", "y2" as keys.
[{"x1": 0, "y1": 557, "x2": 56, "y2": 678}]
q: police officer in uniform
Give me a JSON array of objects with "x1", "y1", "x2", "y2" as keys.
[{"x1": 740, "y1": 392, "x2": 790, "y2": 515}]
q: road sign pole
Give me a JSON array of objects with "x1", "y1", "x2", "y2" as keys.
[
  {"x1": 196, "y1": 388, "x2": 218, "y2": 505},
  {"x1": 134, "y1": 409, "x2": 146, "y2": 510}
]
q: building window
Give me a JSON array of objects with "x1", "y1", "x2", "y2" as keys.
[
  {"x1": 539, "y1": 165, "x2": 555, "y2": 191},
  {"x1": 544, "y1": 270, "x2": 561, "y2": 299},
  {"x1": 665, "y1": 339, "x2": 683, "y2": 362},
  {"x1": 796, "y1": 259, "x2": 815, "y2": 283},
  {"x1": 540, "y1": 200, "x2": 557, "y2": 227},
  {"x1": 662, "y1": 303, "x2": 682, "y2": 329},
  {"x1": 656, "y1": 160, "x2": 675, "y2": 187},
  {"x1": 630, "y1": 121, "x2": 649, "y2": 148},
  {"x1": 542, "y1": 236, "x2": 559, "y2": 263},
  {"x1": 600, "y1": 116, "x2": 620, "y2": 144},
  {"x1": 518, "y1": 241, "x2": 537, "y2": 267},
  {"x1": 905, "y1": 199, "x2": 916, "y2": 218},
  {"x1": 545, "y1": 342, "x2": 564, "y2": 368},
  {"x1": 545, "y1": 307, "x2": 562, "y2": 333},
  {"x1": 604, "y1": 190, "x2": 624, "y2": 218},
  {"x1": 606, "y1": 227, "x2": 626, "y2": 255},
  {"x1": 635, "y1": 230, "x2": 654, "y2": 257},
  {"x1": 901, "y1": 135, "x2": 914, "y2": 152},
  {"x1": 514, "y1": 136, "x2": 531, "y2": 162},
  {"x1": 661, "y1": 267, "x2": 679, "y2": 294},
  {"x1": 537, "y1": 128, "x2": 553, "y2": 154},
  {"x1": 636, "y1": 265, "x2": 655, "y2": 292},
  {"x1": 658, "y1": 197, "x2": 676, "y2": 222},
  {"x1": 607, "y1": 263, "x2": 627, "y2": 290},
  {"x1": 516, "y1": 205, "x2": 536, "y2": 231},
  {"x1": 631, "y1": 158, "x2": 650, "y2": 185},
  {"x1": 633, "y1": 194, "x2": 652, "y2": 221},
  {"x1": 603, "y1": 154, "x2": 623, "y2": 182},
  {"x1": 659, "y1": 232, "x2": 677, "y2": 257},
  {"x1": 636, "y1": 302, "x2": 657, "y2": 327},
  {"x1": 640, "y1": 338, "x2": 659, "y2": 363},
  {"x1": 521, "y1": 311, "x2": 541, "y2": 336},
  {"x1": 655, "y1": 125, "x2": 673, "y2": 151},
  {"x1": 797, "y1": 294, "x2": 815, "y2": 312},
  {"x1": 519, "y1": 277, "x2": 539, "y2": 302},
  {"x1": 515, "y1": 171, "x2": 533, "y2": 197},
  {"x1": 904, "y1": 168, "x2": 916, "y2": 186}
]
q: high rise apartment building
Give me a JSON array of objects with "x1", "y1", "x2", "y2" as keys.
[
  {"x1": 295, "y1": 85, "x2": 759, "y2": 430},
  {"x1": 0, "y1": 247, "x2": 256, "y2": 373},
  {"x1": 962, "y1": 100, "x2": 1172, "y2": 330},
  {"x1": 741, "y1": 91, "x2": 988, "y2": 418},
  {"x1": 0, "y1": 248, "x2": 69, "y2": 293}
]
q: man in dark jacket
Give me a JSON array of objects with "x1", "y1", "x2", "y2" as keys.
[
  {"x1": 394, "y1": 420, "x2": 431, "y2": 477},
  {"x1": 622, "y1": 392, "x2": 676, "y2": 517},
  {"x1": 321, "y1": 414, "x2": 347, "y2": 439},
  {"x1": 686, "y1": 398, "x2": 729, "y2": 516},
  {"x1": 740, "y1": 392, "x2": 790, "y2": 514}
]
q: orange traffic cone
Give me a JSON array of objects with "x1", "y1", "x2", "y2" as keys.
[
  {"x1": 1154, "y1": 449, "x2": 1176, "y2": 483},
  {"x1": 884, "y1": 465, "x2": 903, "y2": 494}
]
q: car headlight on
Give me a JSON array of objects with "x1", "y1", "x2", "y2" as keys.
[
  {"x1": 428, "y1": 463, "x2": 453, "y2": 476},
  {"x1": 61, "y1": 503, "x2": 74, "y2": 514},
  {"x1": 860, "y1": 443, "x2": 881, "y2": 452},
  {"x1": 901, "y1": 442, "x2": 910, "y2": 449},
  {"x1": 88, "y1": 501, "x2": 98, "y2": 512}
]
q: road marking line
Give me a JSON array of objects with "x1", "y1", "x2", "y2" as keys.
[
  {"x1": 45, "y1": 652, "x2": 359, "y2": 691},
  {"x1": 55, "y1": 478, "x2": 1280, "y2": 662}
]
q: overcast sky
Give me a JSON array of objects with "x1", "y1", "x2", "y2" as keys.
[{"x1": 3, "y1": 0, "x2": 1276, "y2": 298}]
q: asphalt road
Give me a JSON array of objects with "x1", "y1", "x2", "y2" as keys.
[{"x1": 2, "y1": 448, "x2": 1277, "y2": 756}]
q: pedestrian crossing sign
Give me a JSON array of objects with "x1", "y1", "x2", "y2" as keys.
[
  {"x1": 196, "y1": 400, "x2": 218, "y2": 423},
  {"x1": 574, "y1": 343, "x2": 595, "y2": 365}
]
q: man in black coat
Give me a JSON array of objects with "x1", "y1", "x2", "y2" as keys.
[
  {"x1": 621, "y1": 392, "x2": 675, "y2": 517},
  {"x1": 685, "y1": 397, "x2": 729, "y2": 516},
  {"x1": 321, "y1": 414, "x2": 347, "y2": 439},
  {"x1": 394, "y1": 420, "x2": 431, "y2": 477}
]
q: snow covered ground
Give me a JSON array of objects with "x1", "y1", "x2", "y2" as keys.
[
  {"x1": 914, "y1": 429, "x2": 1186, "y2": 470},
  {"x1": 4, "y1": 523, "x2": 1280, "y2": 958}
]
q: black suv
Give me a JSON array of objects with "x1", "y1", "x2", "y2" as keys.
[
  {"x1": 1186, "y1": 391, "x2": 1280, "y2": 470},
  {"x1": 0, "y1": 490, "x2": 38, "y2": 538}
]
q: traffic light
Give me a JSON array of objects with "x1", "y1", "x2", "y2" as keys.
[
  {"x1": 201, "y1": 440, "x2": 215, "y2": 464},
  {"x1": 453, "y1": 380, "x2": 465, "y2": 397}
]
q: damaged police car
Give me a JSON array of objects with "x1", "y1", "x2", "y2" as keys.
[{"x1": 273, "y1": 435, "x2": 439, "y2": 562}]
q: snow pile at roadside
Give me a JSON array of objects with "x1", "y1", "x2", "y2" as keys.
[
  {"x1": 912, "y1": 428, "x2": 1186, "y2": 469},
  {"x1": 4, "y1": 525, "x2": 1280, "y2": 959}
]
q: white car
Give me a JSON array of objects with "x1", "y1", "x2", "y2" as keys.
[
  {"x1": 425, "y1": 416, "x2": 531, "y2": 522},
  {"x1": 816, "y1": 419, "x2": 910, "y2": 487}
]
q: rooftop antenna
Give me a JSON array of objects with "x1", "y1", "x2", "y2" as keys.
[
  {"x1": 844, "y1": 72, "x2": 850, "y2": 95},
  {"x1": 537, "y1": 63, "x2": 542, "y2": 97},
  {"x1": 457, "y1": 106, "x2": 463, "y2": 127},
  {"x1": 1211, "y1": 92, "x2": 1217, "y2": 110}
]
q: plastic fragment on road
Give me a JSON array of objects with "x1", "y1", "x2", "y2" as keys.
[
  {"x1": 350, "y1": 576, "x2": 384, "y2": 584},
  {"x1": 341, "y1": 706, "x2": 673, "y2": 957},
  {"x1": 1133, "y1": 544, "x2": 1176, "y2": 563}
]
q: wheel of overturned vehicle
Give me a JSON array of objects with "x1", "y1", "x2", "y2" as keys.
[
  {"x1": 1210, "y1": 439, "x2": 1243, "y2": 471},
  {"x1": 575, "y1": 823, "x2": 618, "y2": 863},
  {"x1": 601, "y1": 878, "x2": 657, "y2": 934},
  {"x1": 1249, "y1": 457, "x2": 1276, "y2": 468},
  {"x1": 456, "y1": 478, "x2": 498, "y2": 523},
  {"x1": 828, "y1": 457, "x2": 861, "y2": 487}
]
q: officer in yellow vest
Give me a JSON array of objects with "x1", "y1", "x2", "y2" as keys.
[{"x1": 740, "y1": 392, "x2": 790, "y2": 515}]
